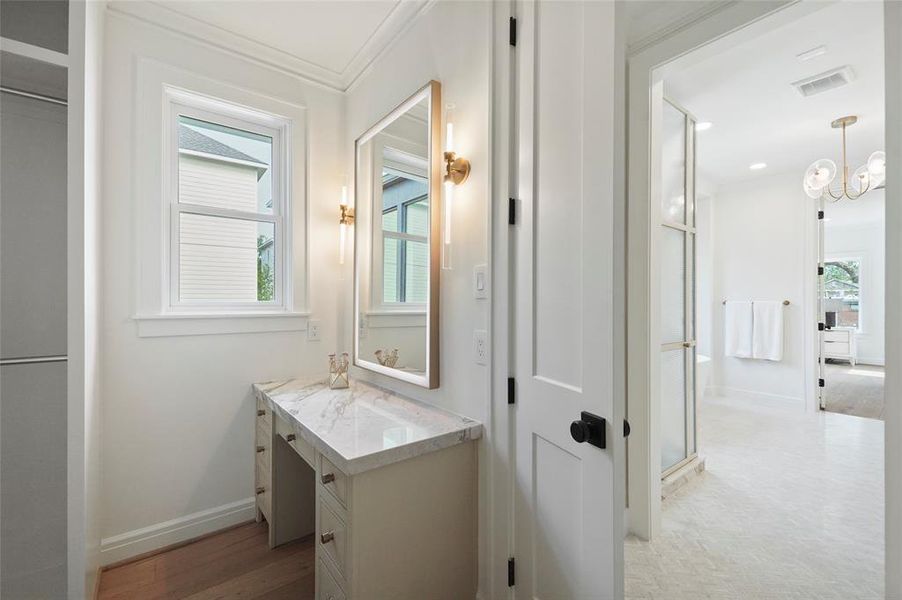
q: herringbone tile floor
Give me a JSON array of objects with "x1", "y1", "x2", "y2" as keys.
[{"x1": 626, "y1": 394, "x2": 884, "y2": 600}]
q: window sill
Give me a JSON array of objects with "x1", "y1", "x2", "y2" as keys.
[{"x1": 133, "y1": 311, "x2": 310, "y2": 338}]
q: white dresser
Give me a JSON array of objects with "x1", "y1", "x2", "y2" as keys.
[
  {"x1": 824, "y1": 327, "x2": 857, "y2": 365},
  {"x1": 253, "y1": 377, "x2": 482, "y2": 600}
]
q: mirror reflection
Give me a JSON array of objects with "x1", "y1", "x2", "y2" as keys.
[{"x1": 355, "y1": 82, "x2": 439, "y2": 388}]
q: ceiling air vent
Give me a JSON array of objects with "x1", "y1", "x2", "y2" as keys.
[{"x1": 791, "y1": 66, "x2": 855, "y2": 97}]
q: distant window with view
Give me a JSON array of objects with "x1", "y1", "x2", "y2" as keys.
[{"x1": 824, "y1": 259, "x2": 860, "y2": 329}]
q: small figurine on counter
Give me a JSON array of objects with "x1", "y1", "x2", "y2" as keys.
[{"x1": 329, "y1": 352, "x2": 350, "y2": 389}]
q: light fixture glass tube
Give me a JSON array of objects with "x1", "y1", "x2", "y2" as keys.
[
  {"x1": 442, "y1": 122, "x2": 454, "y2": 270},
  {"x1": 339, "y1": 185, "x2": 348, "y2": 265}
]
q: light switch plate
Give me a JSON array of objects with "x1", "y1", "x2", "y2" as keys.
[
  {"x1": 473, "y1": 329, "x2": 488, "y2": 365},
  {"x1": 474, "y1": 264, "x2": 488, "y2": 299},
  {"x1": 308, "y1": 319, "x2": 321, "y2": 341}
]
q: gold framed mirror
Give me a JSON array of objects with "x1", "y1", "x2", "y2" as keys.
[{"x1": 354, "y1": 81, "x2": 441, "y2": 389}]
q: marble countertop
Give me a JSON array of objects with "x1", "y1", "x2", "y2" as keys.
[{"x1": 253, "y1": 376, "x2": 483, "y2": 475}]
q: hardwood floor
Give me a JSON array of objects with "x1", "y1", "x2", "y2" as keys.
[{"x1": 97, "y1": 522, "x2": 315, "y2": 600}]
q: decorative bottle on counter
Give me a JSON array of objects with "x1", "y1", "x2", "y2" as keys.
[{"x1": 329, "y1": 352, "x2": 350, "y2": 389}]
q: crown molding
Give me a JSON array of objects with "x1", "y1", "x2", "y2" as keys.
[
  {"x1": 627, "y1": 1, "x2": 739, "y2": 56},
  {"x1": 106, "y1": 0, "x2": 433, "y2": 93}
]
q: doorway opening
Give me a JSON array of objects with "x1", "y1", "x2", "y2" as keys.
[{"x1": 625, "y1": 2, "x2": 886, "y2": 597}]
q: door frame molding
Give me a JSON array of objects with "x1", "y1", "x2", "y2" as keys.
[{"x1": 624, "y1": 0, "x2": 842, "y2": 541}]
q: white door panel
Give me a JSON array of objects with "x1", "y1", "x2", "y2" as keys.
[{"x1": 514, "y1": 1, "x2": 621, "y2": 598}]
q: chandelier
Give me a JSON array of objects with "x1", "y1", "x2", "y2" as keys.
[{"x1": 803, "y1": 115, "x2": 885, "y2": 202}]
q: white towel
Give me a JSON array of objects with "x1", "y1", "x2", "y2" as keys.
[
  {"x1": 752, "y1": 301, "x2": 784, "y2": 361},
  {"x1": 724, "y1": 301, "x2": 753, "y2": 358}
]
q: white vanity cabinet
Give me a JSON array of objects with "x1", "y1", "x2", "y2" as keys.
[
  {"x1": 253, "y1": 377, "x2": 482, "y2": 600},
  {"x1": 824, "y1": 328, "x2": 856, "y2": 365}
]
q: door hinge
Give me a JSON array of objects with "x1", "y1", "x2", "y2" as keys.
[
  {"x1": 508, "y1": 197, "x2": 516, "y2": 225},
  {"x1": 508, "y1": 557, "x2": 515, "y2": 587},
  {"x1": 818, "y1": 322, "x2": 825, "y2": 331},
  {"x1": 509, "y1": 17, "x2": 517, "y2": 47},
  {"x1": 819, "y1": 378, "x2": 825, "y2": 388},
  {"x1": 818, "y1": 210, "x2": 825, "y2": 220},
  {"x1": 507, "y1": 377, "x2": 516, "y2": 404},
  {"x1": 818, "y1": 266, "x2": 824, "y2": 276}
]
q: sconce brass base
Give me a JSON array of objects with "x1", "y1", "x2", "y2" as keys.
[
  {"x1": 444, "y1": 151, "x2": 471, "y2": 185},
  {"x1": 339, "y1": 204, "x2": 355, "y2": 226}
]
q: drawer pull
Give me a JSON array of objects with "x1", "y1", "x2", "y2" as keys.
[
  {"x1": 321, "y1": 473, "x2": 335, "y2": 484},
  {"x1": 257, "y1": 409, "x2": 266, "y2": 417},
  {"x1": 320, "y1": 530, "x2": 334, "y2": 544},
  {"x1": 256, "y1": 446, "x2": 265, "y2": 453},
  {"x1": 286, "y1": 433, "x2": 296, "y2": 442},
  {"x1": 255, "y1": 486, "x2": 265, "y2": 495}
]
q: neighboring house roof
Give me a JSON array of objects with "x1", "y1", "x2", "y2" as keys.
[
  {"x1": 178, "y1": 125, "x2": 268, "y2": 175},
  {"x1": 825, "y1": 278, "x2": 859, "y2": 291}
]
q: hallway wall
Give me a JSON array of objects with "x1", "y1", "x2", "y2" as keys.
[{"x1": 710, "y1": 170, "x2": 810, "y2": 408}]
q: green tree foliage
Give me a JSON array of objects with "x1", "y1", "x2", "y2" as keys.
[
  {"x1": 825, "y1": 260, "x2": 859, "y2": 284},
  {"x1": 257, "y1": 235, "x2": 274, "y2": 301}
]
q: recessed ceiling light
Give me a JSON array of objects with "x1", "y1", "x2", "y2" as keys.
[
  {"x1": 797, "y1": 45, "x2": 827, "y2": 62},
  {"x1": 695, "y1": 121, "x2": 713, "y2": 132},
  {"x1": 749, "y1": 162, "x2": 767, "y2": 171}
]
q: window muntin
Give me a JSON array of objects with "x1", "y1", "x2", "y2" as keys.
[
  {"x1": 380, "y1": 169, "x2": 428, "y2": 306},
  {"x1": 825, "y1": 259, "x2": 861, "y2": 329},
  {"x1": 170, "y1": 103, "x2": 285, "y2": 309}
]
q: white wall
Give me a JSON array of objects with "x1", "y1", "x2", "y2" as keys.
[
  {"x1": 824, "y1": 192, "x2": 885, "y2": 365},
  {"x1": 99, "y1": 5, "x2": 344, "y2": 563},
  {"x1": 696, "y1": 187, "x2": 715, "y2": 363},
  {"x1": 710, "y1": 170, "x2": 810, "y2": 407},
  {"x1": 344, "y1": 1, "x2": 492, "y2": 595}
]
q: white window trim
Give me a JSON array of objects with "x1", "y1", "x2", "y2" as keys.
[
  {"x1": 132, "y1": 59, "x2": 309, "y2": 337},
  {"x1": 166, "y1": 96, "x2": 289, "y2": 313}
]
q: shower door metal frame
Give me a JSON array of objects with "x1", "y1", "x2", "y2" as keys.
[{"x1": 660, "y1": 96, "x2": 698, "y2": 478}]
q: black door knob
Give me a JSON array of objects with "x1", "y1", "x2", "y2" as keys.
[
  {"x1": 623, "y1": 419, "x2": 631, "y2": 438},
  {"x1": 570, "y1": 419, "x2": 590, "y2": 443},
  {"x1": 569, "y1": 411, "x2": 606, "y2": 449}
]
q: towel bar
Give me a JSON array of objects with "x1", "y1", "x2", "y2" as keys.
[{"x1": 722, "y1": 300, "x2": 790, "y2": 306}]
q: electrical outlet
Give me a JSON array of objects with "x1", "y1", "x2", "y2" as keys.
[
  {"x1": 308, "y1": 319, "x2": 321, "y2": 341},
  {"x1": 473, "y1": 329, "x2": 488, "y2": 365}
]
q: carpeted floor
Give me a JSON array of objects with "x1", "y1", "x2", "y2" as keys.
[{"x1": 823, "y1": 362, "x2": 885, "y2": 420}]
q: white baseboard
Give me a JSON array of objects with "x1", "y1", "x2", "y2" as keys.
[
  {"x1": 99, "y1": 497, "x2": 255, "y2": 566},
  {"x1": 855, "y1": 357, "x2": 885, "y2": 367},
  {"x1": 707, "y1": 386, "x2": 806, "y2": 412}
]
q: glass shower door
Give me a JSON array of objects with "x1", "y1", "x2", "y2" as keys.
[{"x1": 660, "y1": 98, "x2": 697, "y2": 474}]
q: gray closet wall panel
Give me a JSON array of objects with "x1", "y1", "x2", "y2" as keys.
[
  {"x1": 0, "y1": 361, "x2": 68, "y2": 599},
  {"x1": 0, "y1": 0, "x2": 69, "y2": 54},
  {"x1": 1, "y1": 92, "x2": 68, "y2": 360}
]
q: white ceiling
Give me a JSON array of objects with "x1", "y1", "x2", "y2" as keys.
[
  {"x1": 118, "y1": 1, "x2": 428, "y2": 91},
  {"x1": 666, "y1": 1, "x2": 885, "y2": 187}
]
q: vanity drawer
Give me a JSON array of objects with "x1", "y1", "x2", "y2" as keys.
[
  {"x1": 255, "y1": 447, "x2": 270, "y2": 478},
  {"x1": 319, "y1": 454, "x2": 348, "y2": 508},
  {"x1": 317, "y1": 558, "x2": 347, "y2": 600},
  {"x1": 825, "y1": 341, "x2": 851, "y2": 356},
  {"x1": 275, "y1": 416, "x2": 315, "y2": 468},
  {"x1": 256, "y1": 397, "x2": 272, "y2": 426},
  {"x1": 824, "y1": 330, "x2": 851, "y2": 343},
  {"x1": 317, "y1": 494, "x2": 348, "y2": 578},
  {"x1": 255, "y1": 469, "x2": 271, "y2": 519}
]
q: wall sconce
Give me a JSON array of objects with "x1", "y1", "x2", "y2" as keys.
[
  {"x1": 442, "y1": 119, "x2": 470, "y2": 270},
  {"x1": 338, "y1": 185, "x2": 354, "y2": 265}
]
